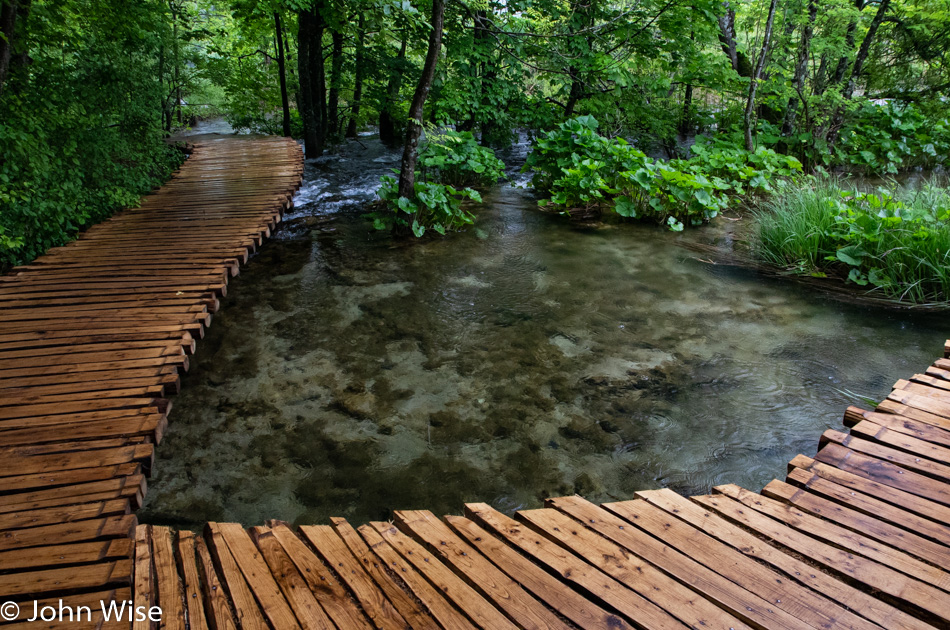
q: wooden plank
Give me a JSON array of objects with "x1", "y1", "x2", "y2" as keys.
[
  {"x1": 0, "y1": 538, "x2": 132, "y2": 572},
  {"x1": 203, "y1": 523, "x2": 269, "y2": 630},
  {"x1": 784, "y1": 465, "x2": 950, "y2": 546},
  {"x1": 368, "y1": 520, "x2": 519, "y2": 630},
  {"x1": 394, "y1": 510, "x2": 570, "y2": 630},
  {"x1": 565, "y1": 495, "x2": 878, "y2": 630},
  {"x1": 0, "y1": 498, "x2": 130, "y2": 531},
  {"x1": 844, "y1": 405, "x2": 950, "y2": 448},
  {"x1": 0, "y1": 474, "x2": 146, "y2": 515},
  {"x1": 790, "y1": 453, "x2": 950, "y2": 526},
  {"x1": 878, "y1": 398, "x2": 950, "y2": 431},
  {"x1": 696, "y1": 490, "x2": 950, "y2": 623},
  {"x1": 764, "y1": 478, "x2": 950, "y2": 567},
  {"x1": 298, "y1": 524, "x2": 414, "y2": 630},
  {"x1": 0, "y1": 415, "x2": 167, "y2": 448},
  {"x1": 354, "y1": 524, "x2": 476, "y2": 630},
  {"x1": 133, "y1": 525, "x2": 156, "y2": 630},
  {"x1": 520, "y1": 503, "x2": 775, "y2": 630},
  {"x1": 151, "y1": 526, "x2": 186, "y2": 630},
  {"x1": 249, "y1": 526, "x2": 336, "y2": 630},
  {"x1": 0, "y1": 515, "x2": 136, "y2": 551},
  {"x1": 629, "y1": 489, "x2": 939, "y2": 630},
  {"x1": 211, "y1": 522, "x2": 301, "y2": 630},
  {"x1": 717, "y1": 483, "x2": 950, "y2": 592},
  {"x1": 887, "y1": 389, "x2": 950, "y2": 421},
  {"x1": 0, "y1": 464, "x2": 143, "y2": 501},
  {"x1": 0, "y1": 589, "x2": 126, "y2": 625},
  {"x1": 314, "y1": 518, "x2": 426, "y2": 628},
  {"x1": 815, "y1": 442, "x2": 950, "y2": 507},
  {"x1": 896, "y1": 379, "x2": 950, "y2": 403},
  {"x1": 175, "y1": 531, "x2": 211, "y2": 630},
  {"x1": 821, "y1": 428, "x2": 950, "y2": 481},
  {"x1": 194, "y1": 534, "x2": 238, "y2": 630},
  {"x1": 444, "y1": 514, "x2": 630, "y2": 630},
  {"x1": 464, "y1": 502, "x2": 688, "y2": 629},
  {"x1": 0, "y1": 443, "x2": 154, "y2": 478},
  {"x1": 848, "y1": 419, "x2": 950, "y2": 465}
]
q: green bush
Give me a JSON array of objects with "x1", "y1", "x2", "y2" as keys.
[
  {"x1": 418, "y1": 129, "x2": 505, "y2": 188},
  {"x1": 837, "y1": 102, "x2": 950, "y2": 174},
  {"x1": 370, "y1": 127, "x2": 505, "y2": 238},
  {"x1": 524, "y1": 116, "x2": 799, "y2": 230},
  {"x1": 753, "y1": 178, "x2": 950, "y2": 304},
  {"x1": 368, "y1": 175, "x2": 481, "y2": 237}
]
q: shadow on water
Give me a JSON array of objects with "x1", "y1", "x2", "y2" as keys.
[{"x1": 139, "y1": 131, "x2": 948, "y2": 529}]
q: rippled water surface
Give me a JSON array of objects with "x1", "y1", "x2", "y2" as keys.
[{"x1": 140, "y1": 131, "x2": 947, "y2": 529}]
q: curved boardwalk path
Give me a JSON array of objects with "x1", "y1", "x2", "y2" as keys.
[{"x1": 1, "y1": 137, "x2": 949, "y2": 629}]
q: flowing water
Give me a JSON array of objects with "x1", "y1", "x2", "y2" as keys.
[{"x1": 140, "y1": 129, "x2": 948, "y2": 529}]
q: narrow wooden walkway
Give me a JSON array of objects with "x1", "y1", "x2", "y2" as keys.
[
  {"x1": 1, "y1": 137, "x2": 949, "y2": 629},
  {"x1": 0, "y1": 136, "x2": 302, "y2": 629}
]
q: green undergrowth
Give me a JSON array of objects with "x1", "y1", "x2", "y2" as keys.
[
  {"x1": 753, "y1": 178, "x2": 950, "y2": 305},
  {"x1": 0, "y1": 106, "x2": 186, "y2": 274},
  {"x1": 525, "y1": 116, "x2": 802, "y2": 231},
  {"x1": 370, "y1": 128, "x2": 504, "y2": 237}
]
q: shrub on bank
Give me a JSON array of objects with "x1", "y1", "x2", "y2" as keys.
[
  {"x1": 753, "y1": 179, "x2": 950, "y2": 304},
  {"x1": 370, "y1": 128, "x2": 503, "y2": 237},
  {"x1": 525, "y1": 116, "x2": 801, "y2": 230}
]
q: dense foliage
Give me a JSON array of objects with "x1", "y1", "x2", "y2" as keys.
[
  {"x1": 755, "y1": 180, "x2": 950, "y2": 304},
  {"x1": 4, "y1": 0, "x2": 950, "y2": 303},
  {"x1": 0, "y1": 0, "x2": 190, "y2": 271},
  {"x1": 368, "y1": 128, "x2": 503, "y2": 235},
  {"x1": 524, "y1": 116, "x2": 801, "y2": 230}
]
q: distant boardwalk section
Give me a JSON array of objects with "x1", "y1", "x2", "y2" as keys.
[{"x1": 0, "y1": 136, "x2": 302, "y2": 629}]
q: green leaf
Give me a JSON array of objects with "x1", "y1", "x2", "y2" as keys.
[
  {"x1": 411, "y1": 220, "x2": 425, "y2": 238},
  {"x1": 836, "y1": 245, "x2": 867, "y2": 266}
]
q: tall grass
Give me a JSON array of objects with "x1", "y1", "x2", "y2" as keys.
[{"x1": 752, "y1": 178, "x2": 950, "y2": 305}]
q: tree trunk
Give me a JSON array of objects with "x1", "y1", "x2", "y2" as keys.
[
  {"x1": 812, "y1": 52, "x2": 828, "y2": 96},
  {"x1": 718, "y1": 3, "x2": 753, "y2": 77},
  {"x1": 781, "y1": 0, "x2": 817, "y2": 136},
  {"x1": 744, "y1": 0, "x2": 778, "y2": 151},
  {"x1": 828, "y1": 0, "x2": 891, "y2": 146},
  {"x1": 345, "y1": 15, "x2": 365, "y2": 138},
  {"x1": 564, "y1": 66, "x2": 583, "y2": 117},
  {"x1": 829, "y1": 0, "x2": 865, "y2": 90},
  {"x1": 397, "y1": 0, "x2": 446, "y2": 199},
  {"x1": 843, "y1": 0, "x2": 890, "y2": 99},
  {"x1": 680, "y1": 83, "x2": 693, "y2": 136},
  {"x1": 297, "y1": 9, "x2": 319, "y2": 155},
  {"x1": 327, "y1": 30, "x2": 343, "y2": 140},
  {"x1": 309, "y1": 4, "x2": 328, "y2": 152},
  {"x1": 379, "y1": 35, "x2": 406, "y2": 146},
  {"x1": 274, "y1": 12, "x2": 292, "y2": 138}
]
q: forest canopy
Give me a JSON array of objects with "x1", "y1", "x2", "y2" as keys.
[{"x1": 2, "y1": 0, "x2": 950, "y2": 270}]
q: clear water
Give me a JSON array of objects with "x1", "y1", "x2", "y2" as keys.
[{"x1": 139, "y1": 135, "x2": 947, "y2": 529}]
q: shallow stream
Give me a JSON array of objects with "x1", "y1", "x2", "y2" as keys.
[{"x1": 140, "y1": 129, "x2": 947, "y2": 529}]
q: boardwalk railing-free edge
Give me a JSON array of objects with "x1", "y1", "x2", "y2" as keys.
[{"x1": 0, "y1": 136, "x2": 948, "y2": 630}]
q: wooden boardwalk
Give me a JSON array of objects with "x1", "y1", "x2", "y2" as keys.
[{"x1": 1, "y1": 137, "x2": 949, "y2": 629}]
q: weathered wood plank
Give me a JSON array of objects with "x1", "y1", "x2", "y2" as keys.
[{"x1": 629, "y1": 488, "x2": 938, "y2": 630}]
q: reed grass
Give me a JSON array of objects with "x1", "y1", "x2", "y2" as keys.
[{"x1": 753, "y1": 178, "x2": 950, "y2": 305}]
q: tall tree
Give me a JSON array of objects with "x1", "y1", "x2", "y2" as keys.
[
  {"x1": 297, "y1": 7, "x2": 319, "y2": 153},
  {"x1": 744, "y1": 0, "x2": 779, "y2": 150},
  {"x1": 328, "y1": 29, "x2": 344, "y2": 140},
  {"x1": 274, "y1": 11, "x2": 291, "y2": 137},
  {"x1": 397, "y1": 0, "x2": 446, "y2": 199},
  {"x1": 379, "y1": 34, "x2": 406, "y2": 146},
  {"x1": 345, "y1": 14, "x2": 365, "y2": 138},
  {"x1": 781, "y1": 0, "x2": 817, "y2": 136}
]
